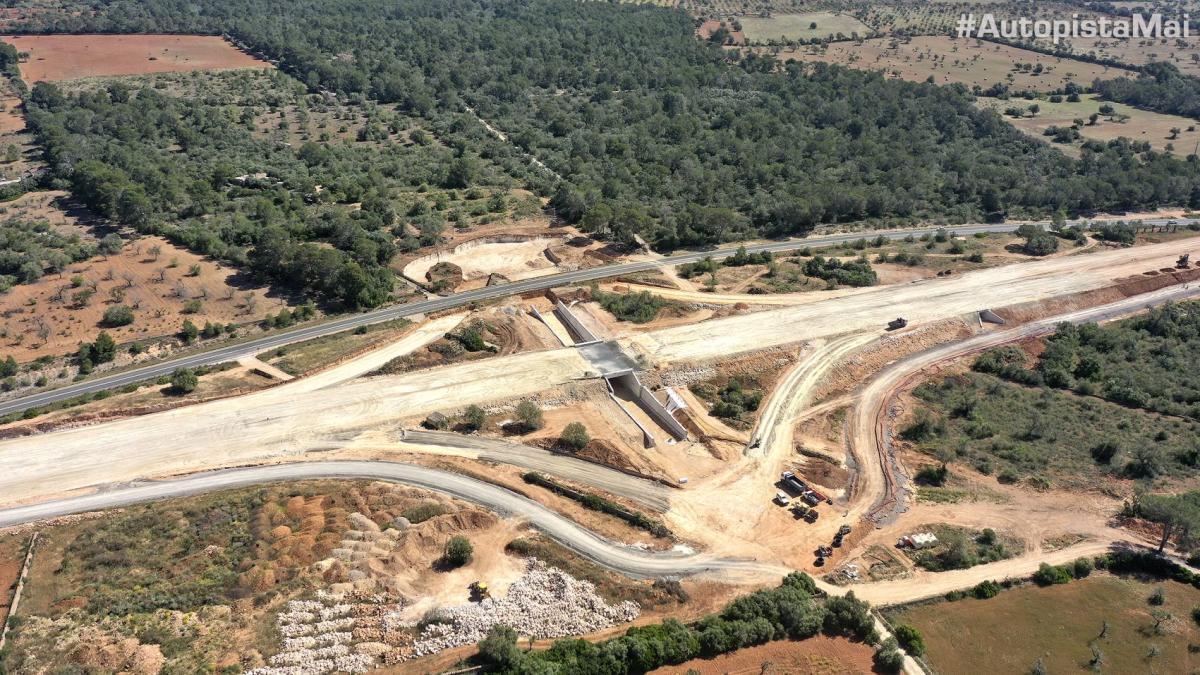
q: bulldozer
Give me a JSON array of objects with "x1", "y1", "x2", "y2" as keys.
[{"x1": 469, "y1": 581, "x2": 490, "y2": 602}]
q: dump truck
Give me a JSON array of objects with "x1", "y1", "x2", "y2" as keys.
[
  {"x1": 780, "y1": 471, "x2": 807, "y2": 495},
  {"x1": 887, "y1": 317, "x2": 908, "y2": 331}
]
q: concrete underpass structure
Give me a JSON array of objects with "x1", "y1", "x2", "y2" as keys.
[{"x1": 552, "y1": 300, "x2": 689, "y2": 447}]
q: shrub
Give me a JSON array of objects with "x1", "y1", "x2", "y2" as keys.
[
  {"x1": 972, "y1": 579, "x2": 1001, "y2": 599},
  {"x1": 1150, "y1": 587, "x2": 1166, "y2": 606},
  {"x1": 463, "y1": 404, "x2": 485, "y2": 431},
  {"x1": 875, "y1": 638, "x2": 905, "y2": 673},
  {"x1": 179, "y1": 319, "x2": 199, "y2": 344},
  {"x1": 595, "y1": 289, "x2": 667, "y2": 323},
  {"x1": 442, "y1": 536, "x2": 473, "y2": 568},
  {"x1": 402, "y1": 502, "x2": 449, "y2": 524},
  {"x1": 560, "y1": 422, "x2": 590, "y2": 450},
  {"x1": 101, "y1": 304, "x2": 135, "y2": 327},
  {"x1": 1072, "y1": 556, "x2": 1094, "y2": 579},
  {"x1": 893, "y1": 624, "x2": 926, "y2": 657},
  {"x1": 516, "y1": 400, "x2": 544, "y2": 432},
  {"x1": 1033, "y1": 562, "x2": 1073, "y2": 586},
  {"x1": 169, "y1": 368, "x2": 198, "y2": 395},
  {"x1": 915, "y1": 463, "x2": 948, "y2": 486}
]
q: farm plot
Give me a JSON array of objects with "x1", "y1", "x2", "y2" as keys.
[
  {"x1": 978, "y1": 94, "x2": 1200, "y2": 155},
  {"x1": 1, "y1": 34, "x2": 270, "y2": 82},
  {"x1": 738, "y1": 12, "x2": 873, "y2": 43},
  {"x1": 888, "y1": 575, "x2": 1200, "y2": 674},
  {"x1": 770, "y1": 36, "x2": 1134, "y2": 91}
]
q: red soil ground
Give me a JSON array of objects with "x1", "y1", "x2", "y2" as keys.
[{"x1": 2, "y1": 34, "x2": 271, "y2": 82}]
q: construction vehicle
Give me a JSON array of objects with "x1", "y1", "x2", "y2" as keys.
[
  {"x1": 780, "y1": 470, "x2": 807, "y2": 495},
  {"x1": 814, "y1": 556, "x2": 825, "y2": 567},
  {"x1": 1178, "y1": 253, "x2": 1192, "y2": 269},
  {"x1": 469, "y1": 581, "x2": 490, "y2": 602},
  {"x1": 887, "y1": 317, "x2": 908, "y2": 331},
  {"x1": 804, "y1": 509, "x2": 819, "y2": 523},
  {"x1": 837, "y1": 525, "x2": 853, "y2": 536},
  {"x1": 790, "y1": 503, "x2": 809, "y2": 519}
]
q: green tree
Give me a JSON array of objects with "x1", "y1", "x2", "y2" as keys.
[
  {"x1": 170, "y1": 367, "x2": 198, "y2": 394},
  {"x1": 101, "y1": 305, "x2": 135, "y2": 327},
  {"x1": 893, "y1": 624, "x2": 926, "y2": 657},
  {"x1": 442, "y1": 536, "x2": 473, "y2": 568},
  {"x1": 463, "y1": 404, "x2": 486, "y2": 432},
  {"x1": 560, "y1": 422, "x2": 590, "y2": 450},
  {"x1": 1138, "y1": 491, "x2": 1200, "y2": 553},
  {"x1": 98, "y1": 232, "x2": 124, "y2": 257},
  {"x1": 516, "y1": 400, "x2": 544, "y2": 432},
  {"x1": 478, "y1": 624, "x2": 523, "y2": 669},
  {"x1": 179, "y1": 319, "x2": 199, "y2": 344}
]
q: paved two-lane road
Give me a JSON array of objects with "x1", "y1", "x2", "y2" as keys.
[{"x1": 0, "y1": 218, "x2": 1189, "y2": 417}]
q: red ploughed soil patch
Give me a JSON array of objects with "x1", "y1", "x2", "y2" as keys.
[{"x1": 2, "y1": 34, "x2": 271, "y2": 82}]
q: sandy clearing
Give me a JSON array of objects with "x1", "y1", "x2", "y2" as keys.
[
  {"x1": 403, "y1": 238, "x2": 560, "y2": 283},
  {"x1": 626, "y1": 236, "x2": 1200, "y2": 364},
  {"x1": 3, "y1": 34, "x2": 270, "y2": 82}
]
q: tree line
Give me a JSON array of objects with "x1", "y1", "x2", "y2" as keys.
[{"x1": 13, "y1": 0, "x2": 1200, "y2": 252}]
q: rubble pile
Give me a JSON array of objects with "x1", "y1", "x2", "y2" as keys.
[
  {"x1": 246, "y1": 592, "x2": 374, "y2": 675},
  {"x1": 391, "y1": 558, "x2": 640, "y2": 660}
]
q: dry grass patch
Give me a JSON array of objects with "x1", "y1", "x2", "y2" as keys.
[
  {"x1": 768, "y1": 36, "x2": 1133, "y2": 91},
  {"x1": 978, "y1": 94, "x2": 1200, "y2": 155},
  {"x1": 889, "y1": 575, "x2": 1200, "y2": 674},
  {"x1": 738, "y1": 12, "x2": 873, "y2": 43}
]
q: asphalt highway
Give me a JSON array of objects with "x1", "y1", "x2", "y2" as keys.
[
  {"x1": 0, "y1": 460, "x2": 785, "y2": 580},
  {"x1": 0, "y1": 218, "x2": 1190, "y2": 417}
]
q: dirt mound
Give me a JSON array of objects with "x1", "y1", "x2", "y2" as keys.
[{"x1": 426, "y1": 261, "x2": 464, "y2": 293}]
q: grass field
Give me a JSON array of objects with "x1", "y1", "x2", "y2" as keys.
[
  {"x1": 768, "y1": 36, "x2": 1134, "y2": 91},
  {"x1": 738, "y1": 12, "x2": 872, "y2": 43},
  {"x1": 889, "y1": 575, "x2": 1200, "y2": 674},
  {"x1": 2, "y1": 34, "x2": 270, "y2": 82},
  {"x1": 978, "y1": 94, "x2": 1200, "y2": 155}
]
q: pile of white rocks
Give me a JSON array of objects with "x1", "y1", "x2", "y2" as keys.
[
  {"x1": 391, "y1": 558, "x2": 640, "y2": 660},
  {"x1": 246, "y1": 592, "x2": 374, "y2": 675}
]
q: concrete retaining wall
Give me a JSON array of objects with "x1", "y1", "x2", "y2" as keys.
[
  {"x1": 608, "y1": 372, "x2": 689, "y2": 442},
  {"x1": 554, "y1": 300, "x2": 599, "y2": 344}
]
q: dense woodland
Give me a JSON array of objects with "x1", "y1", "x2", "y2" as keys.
[
  {"x1": 15, "y1": 0, "x2": 1200, "y2": 257},
  {"x1": 1093, "y1": 62, "x2": 1200, "y2": 121},
  {"x1": 22, "y1": 72, "x2": 526, "y2": 308}
]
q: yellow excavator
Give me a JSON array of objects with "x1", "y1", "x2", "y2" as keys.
[{"x1": 469, "y1": 581, "x2": 490, "y2": 602}]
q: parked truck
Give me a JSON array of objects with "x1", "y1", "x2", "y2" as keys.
[
  {"x1": 780, "y1": 470, "x2": 808, "y2": 495},
  {"x1": 887, "y1": 317, "x2": 908, "y2": 331}
]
